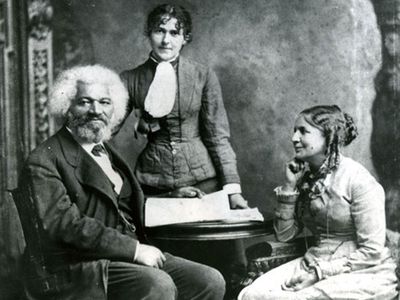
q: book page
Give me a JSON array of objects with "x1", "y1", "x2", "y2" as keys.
[
  {"x1": 145, "y1": 190, "x2": 265, "y2": 227},
  {"x1": 145, "y1": 190, "x2": 231, "y2": 227},
  {"x1": 225, "y1": 208, "x2": 264, "y2": 223}
]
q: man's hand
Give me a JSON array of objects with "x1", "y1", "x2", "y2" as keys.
[
  {"x1": 229, "y1": 193, "x2": 249, "y2": 209},
  {"x1": 170, "y1": 186, "x2": 205, "y2": 198},
  {"x1": 282, "y1": 268, "x2": 318, "y2": 291},
  {"x1": 135, "y1": 244, "x2": 166, "y2": 268}
]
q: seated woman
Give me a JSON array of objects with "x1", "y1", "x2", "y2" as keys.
[{"x1": 238, "y1": 105, "x2": 398, "y2": 300}]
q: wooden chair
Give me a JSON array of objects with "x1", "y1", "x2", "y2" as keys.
[
  {"x1": 10, "y1": 188, "x2": 59, "y2": 298},
  {"x1": 236, "y1": 234, "x2": 310, "y2": 290},
  {"x1": 0, "y1": 191, "x2": 25, "y2": 300}
]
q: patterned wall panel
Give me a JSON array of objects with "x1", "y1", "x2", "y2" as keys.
[
  {"x1": 27, "y1": 0, "x2": 53, "y2": 147},
  {"x1": 372, "y1": 0, "x2": 400, "y2": 230}
]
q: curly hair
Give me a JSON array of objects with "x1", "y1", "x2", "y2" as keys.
[
  {"x1": 300, "y1": 105, "x2": 358, "y2": 169},
  {"x1": 49, "y1": 65, "x2": 129, "y2": 130},
  {"x1": 296, "y1": 105, "x2": 359, "y2": 218},
  {"x1": 145, "y1": 4, "x2": 192, "y2": 43}
]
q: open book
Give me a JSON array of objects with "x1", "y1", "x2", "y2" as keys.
[{"x1": 145, "y1": 190, "x2": 264, "y2": 227}]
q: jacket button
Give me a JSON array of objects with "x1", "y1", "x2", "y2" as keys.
[
  {"x1": 172, "y1": 149, "x2": 177, "y2": 155},
  {"x1": 170, "y1": 141, "x2": 176, "y2": 146}
]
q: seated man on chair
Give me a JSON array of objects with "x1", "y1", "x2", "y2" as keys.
[{"x1": 16, "y1": 65, "x2": 225, "y2": 300}]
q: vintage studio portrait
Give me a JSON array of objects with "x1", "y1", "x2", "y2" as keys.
[{"x1": 1, "y1": 0, "x2": 400, "y2": 300}]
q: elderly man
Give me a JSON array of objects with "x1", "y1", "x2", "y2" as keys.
[{"x1": 15, "y1": 65, "x2": 225, "y2": 300}]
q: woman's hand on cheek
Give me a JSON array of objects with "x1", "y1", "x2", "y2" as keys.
[{"x1": 283, "y1": 159, "x2": 306, "y2": 192}]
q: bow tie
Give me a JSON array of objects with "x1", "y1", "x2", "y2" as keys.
[{"x1": 91, "y1": 144, "x2": 107, "y2": 157}]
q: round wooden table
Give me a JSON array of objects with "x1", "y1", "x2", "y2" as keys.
[
  {"x1": 146, "y1": 219, "x2": 273, "y2": 300},
  {"x1": 146, "y1": 219, "x2": 273, "y2": 241}
]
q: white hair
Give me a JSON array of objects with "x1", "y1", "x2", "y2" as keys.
[{"x1": 49, "y1": 64, "x2": 129, "y2": 130}]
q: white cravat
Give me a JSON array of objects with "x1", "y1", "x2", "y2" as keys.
[
  {"x1": 144, "y1": 61, "x2": 177, "y2": 118},
  {"x1": 81, "y1": 143, "x2": 123, "y2": 194}
]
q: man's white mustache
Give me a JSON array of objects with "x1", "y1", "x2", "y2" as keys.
[{"x1": 83, "y1": 115, "x2": 109, "y2": 124}]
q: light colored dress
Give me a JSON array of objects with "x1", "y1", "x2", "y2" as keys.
[{"x1": 239, "y1": 156, "x2": 398, "y2": 300}]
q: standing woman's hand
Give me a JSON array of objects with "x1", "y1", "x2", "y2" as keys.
[
  {"x1": 283, "y1": 159, "x2": 306, "y2": 193},
  {"x1": 229, "y1": 193, "x2": 249, "y2": 209},
  {"x1": 170, "y1": 186, "x2": 205, "y2": 198}
]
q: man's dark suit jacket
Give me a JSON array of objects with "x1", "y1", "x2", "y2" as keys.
[{"x1": 16, "y1": 127, "x2": 146, "y2": 299}]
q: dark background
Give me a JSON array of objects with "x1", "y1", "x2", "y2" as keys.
[{"x1": 52, "y1": 0, "x2": 382, "y2": 212}]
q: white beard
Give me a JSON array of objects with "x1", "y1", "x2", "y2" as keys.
[{"x1": 66, "y1": 112, "x2": 112, "y2": 143}]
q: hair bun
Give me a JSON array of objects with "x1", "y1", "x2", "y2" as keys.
[{"x1": 343, "y1": 112, "x2": 358, "y2": 146}]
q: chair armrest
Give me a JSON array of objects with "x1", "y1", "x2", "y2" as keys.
[{"x1": 238, "y1": 234, "x2": 311, "y2": 289}]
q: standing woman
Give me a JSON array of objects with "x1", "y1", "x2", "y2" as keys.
[
  {"x1": 120, "y1": 4, "x2": 248, "y2": 208},
  {"x1": 239, "y1": 105, "x2": 398, "y2": 300}
]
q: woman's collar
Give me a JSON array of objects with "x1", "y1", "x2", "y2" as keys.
[{"x1": 149, "y1": 51, "x2": 179, "y2": 66}]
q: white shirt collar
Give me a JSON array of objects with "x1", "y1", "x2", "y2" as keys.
[{"x1": 150, "y1": 52, "x2": 179, "y2": 64}]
